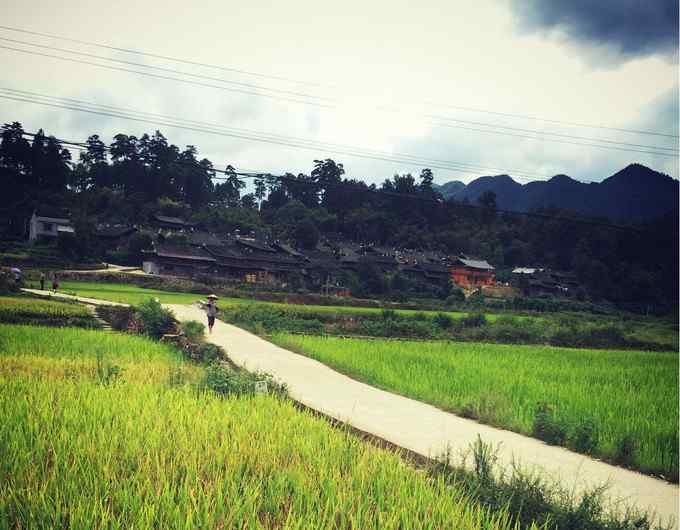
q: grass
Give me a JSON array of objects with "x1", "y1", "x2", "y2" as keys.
[
  {"x1": 0, "y1": 294, "x2": 97, "y2": 328},
  {"x1": 272, "y1": 334, "x2": 679, "y2": 480},
  {"x1": 0, "y1": 323, "x2": 530, "y2": 530},
  {"x1": 55, "y1": 280, "x2": 206, "y2": 305},
  {"x1": 34, "y1": 281, "x2": 677, "y2": 348}
]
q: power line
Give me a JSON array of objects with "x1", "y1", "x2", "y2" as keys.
[
  {"x1": 0, "y1": 45, "x2": 333, "y2": 109},
  {"x1": 0, "y1": 36, "x2": 335, "y2": 104},
  {"x1": 0, "y1": 89, "x2": 550, "y2": 182},
  {"x1": 0, "y1": 87, "x2": 549, "y2": 181},
  {"x1": 0, "y1": 24, "x2": 676, "y2": 140},
  {"x1": 1, "y1": 44, "x2": 677, "y2": 161},
  {"x1": 1, "y1": 43, "x2": 676, "y2": 158},
  {"x1": 1, "y1": 39, "x2": 679, "y2": 156}
]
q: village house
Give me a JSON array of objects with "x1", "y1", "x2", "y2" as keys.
[
  {"x1": 28, "y1": 209, "x2": 74, "y2": 242},
  {"x1": 142, "y1": 243, "x2": 217, "y2": 276},
  {"x1": 152, "y1": 214, "x2": 198, "y2": 231},
  {"x1": 449, "y1": 257, "x2": 495, "y2": 286}
]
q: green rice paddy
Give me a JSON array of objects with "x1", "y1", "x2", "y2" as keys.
[
  {"x1": 273, "y1": 334, "x2": 679, "y2": 479},
  {"x1": 0, "y1": 324, "x2": 529, "y2": 529}
]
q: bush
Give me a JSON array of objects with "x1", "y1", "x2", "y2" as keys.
[
  {"x1": 445, "y1": 288, "x2": 465, "y2": 305},
  {"x1": 201, "y1": 362, "x2": 288, "y2": 398},
  {"x1": 134, "y1": 298, "x2": 175, "y2": 338},
  {"x1": 180, "y1": 320, "x2": 205, "y2": 342},
  {"x1": 532, "y1": 403, "x2": 567, "y2": 446},
  {"x1": 571, "y1": 419, "x2": 598, "y2": 454},
  {"x1": 614, "y1": 435, "x2": 638, "y2": 467},
  {"x1": 433, "y1": 312, "x2": 454, "y2": 329},
  {"x1": 461, "y1": 312, "x2": 487, "y2": 328},
  {"x1": 196, "y1": 343, "x2": 222, "y2": 363}
]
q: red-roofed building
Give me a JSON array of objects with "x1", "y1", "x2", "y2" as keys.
[{"x1": 450, "y1": 257, "x2": 495, "y2": 286}]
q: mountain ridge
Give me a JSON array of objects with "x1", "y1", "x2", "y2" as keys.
[{"x1": 433, "y1": 164, "x2": 678, "y2": 221}]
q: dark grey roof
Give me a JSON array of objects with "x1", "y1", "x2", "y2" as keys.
[
  {"x1": 235, "y1": 238, "x2": 276, "y2": 253},
  {"x1": 154, "y1": 244, "x2": 216, "y2": 262},
  {"x1": 456, "y1": 258, "x2": 494, "y2": 270},
  {"x1": 95, "y1": 225, "x2": 137, "y2": 238},
  {"x1": 188, "y1": 232, "x2": 224, "y2": 246},
  {"x1": 153, "y1": 214, "x2": 196, "y2": 226}
]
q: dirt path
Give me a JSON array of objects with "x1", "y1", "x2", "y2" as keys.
[{"x1": 168, "y1": 303, "x2": 678, "y2": 528}]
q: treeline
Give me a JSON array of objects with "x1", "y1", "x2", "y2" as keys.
[{"x1": 1, "y1": 122, "x2": 677, "y2": 311}]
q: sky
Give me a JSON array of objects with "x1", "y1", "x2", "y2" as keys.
[{"x1": 0, "y1": 0, "x2": 678, "y2": 188}]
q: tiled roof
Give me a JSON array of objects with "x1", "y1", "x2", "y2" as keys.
[
  {"x1": 456, "y1": 258, "x2": 494, "y2": 270},
  {"x1": 235, "y1": 238, "x2": 276, "y2": 253},
  {"x1": 154, "y1": 244, "x2": 216, "y2": 262}
]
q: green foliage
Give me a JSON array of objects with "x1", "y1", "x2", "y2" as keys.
[
  {"x1": 434, "y1": 438, "x2": 666, "y2": 530},
  {"x1": 532, "y1": 403, "x2": 567, "y2": 446},
  {"x1": 433, "y1": 312, "x2": 454, "y2": 329},
  {"x1": 180, "y1": 320, "x2": 205, "y2": 342},
  {"x1": 201, "y1": 362, "x2": 288, "y2": 398},
  {"x1": 134, "y1": 298, "x2": 175, "y2": 338},
  {"x1": 572, "y1": 419, "x2": 598, "y2": 454},
  {"x1": 461, "y1": 312, "x2": 487, "y2": 328}
]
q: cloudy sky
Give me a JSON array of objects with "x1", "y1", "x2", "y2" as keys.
[{"x1": 1, "y1": 0, "x2": 678, "y2": 187}]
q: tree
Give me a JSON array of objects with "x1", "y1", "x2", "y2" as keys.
[
  {"x1": 312, "y1": 159, "x2": 344, "y2": 212},
  {"x1": 294, "y1": 218, "x2": 320, "y2": 250}
]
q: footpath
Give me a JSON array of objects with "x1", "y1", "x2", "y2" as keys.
[{"x1": 168, "y1": 303, "x2": 678, "y2": 529}]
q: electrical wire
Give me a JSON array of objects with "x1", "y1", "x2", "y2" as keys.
[{"x1": 0, "y1": 24, "x2": 676, "y2": 140}]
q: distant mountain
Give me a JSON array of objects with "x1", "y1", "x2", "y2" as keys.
[
  {"x1": 436, "y1": 164, "x2": 678, "y2": 221},
  {"x1": 433, "y1": 180, "x2": 465, "y2": 197}
]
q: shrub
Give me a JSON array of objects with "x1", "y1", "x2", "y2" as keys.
[
  {"x1": 201, "y1": 362, "x2": 288, "y2": 398},
  {"x1": 445, "y1": 288, "x2": 465, "y2": 305},
  {"x1": 180, "y1": 320, "x2": 205, "y2": 342},
  {"x1": 433, "y1": 312, "x2": 454, "y2": 329},
  {"x1": 196, "y1": 343, "x2": 222, "y2": 363},
  {"x1": 614, "y1": 435, "x2": 638, "y2": 467},
  {"x1": 461, "y1": 312, "x2": 487, "y2": 328},
  {"x1": 134, "y1": 298, "x2": 175, "y2": 338},
  {"x1": 532, "y1": 403, "x2": 567, "y2": 446},
  {"x1": 572, "y1": 419, "x2": 598, "y2": 454}
]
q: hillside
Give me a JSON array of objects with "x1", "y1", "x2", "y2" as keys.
[{"x1": 436, "y1": 164, "x2": 678, "y2": 221}]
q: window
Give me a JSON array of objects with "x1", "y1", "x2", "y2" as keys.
[
  {"x1": 41, "y1": 222, "x2": 54, "y2": 232},
  {"x1": 245, "y1": 273, "x2": 257, "y2": 283}
]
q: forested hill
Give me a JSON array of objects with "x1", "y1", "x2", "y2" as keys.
[
  {"x1": 434, "y1": 164, "x2": 679, "y2": 221},
  {"x1": 1, "y1": 122, "x2": 678, "y2": 310}
]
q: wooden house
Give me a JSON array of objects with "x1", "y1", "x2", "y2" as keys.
[{"x1": 450, "y1": 257, "x2": 495, "y2": 286}]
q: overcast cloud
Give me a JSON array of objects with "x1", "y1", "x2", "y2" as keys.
[
  {"x1": 0, "y1": 0, "x2": 677, "y2": 189},
  {"x1": 509, "y1": 0, "x2": 679, "y2": 66}
]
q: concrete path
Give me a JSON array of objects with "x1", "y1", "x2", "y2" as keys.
[
  {"x1": 21, "y1": 288, "x2": 129, "y2": 307},
  {"x1": 168, "y1": 303, "x2": 678, "y2": 529}
]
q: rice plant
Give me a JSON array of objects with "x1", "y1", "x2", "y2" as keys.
[{"x1": 273, "y1": 334, "x2": 679, "y2": 479}]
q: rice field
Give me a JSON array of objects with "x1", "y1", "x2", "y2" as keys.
[
  {"x1": 0, "y1": 295, "x2": 97, "y2": 327},
  {"x1": 273, "y1": 334, "x2": 679, "y2": 479},
  {"x1": 0, "y1": 324, "x2": 529, "y2": 529}
]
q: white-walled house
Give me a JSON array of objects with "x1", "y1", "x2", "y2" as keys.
[{"x1": 28, "y1": 210, "x2": 74, "y2": 242}]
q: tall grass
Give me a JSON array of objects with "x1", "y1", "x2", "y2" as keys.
[
  {"x1": 0, "y1": 295, "x2": 97, "y2": 327},
  {"x1": 0, "y1": 324, "x2": 530, "y2": 529},
  {"x1": 273, "y1": 334, "x2": 679, "y2": 479}
]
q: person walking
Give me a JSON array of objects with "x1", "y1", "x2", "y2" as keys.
[
  {"x1": 52, "y1": 273, "x2": 59, "y2": 293},
  {"x1": 205, "y1": 294, "x2": 218, "y2": 334},
  {"x1": 40, "y1": 271, "x2": 46, "y2": 290}
]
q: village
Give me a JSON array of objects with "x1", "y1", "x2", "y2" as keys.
[{"x1": 26, "y1": 208, "x2": 579, "y2": 299}]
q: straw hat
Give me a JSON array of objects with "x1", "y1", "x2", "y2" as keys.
[{"x1": 207, "y1": 294, "x2": 219, "y2": 300}]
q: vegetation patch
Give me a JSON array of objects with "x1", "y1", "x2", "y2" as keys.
[
  {"x1": 272, "y1": 334, "x2": 679, "y2": 480},
  {"x1": 0, "y1": 295, "x2": 98, "y2": 328}
]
